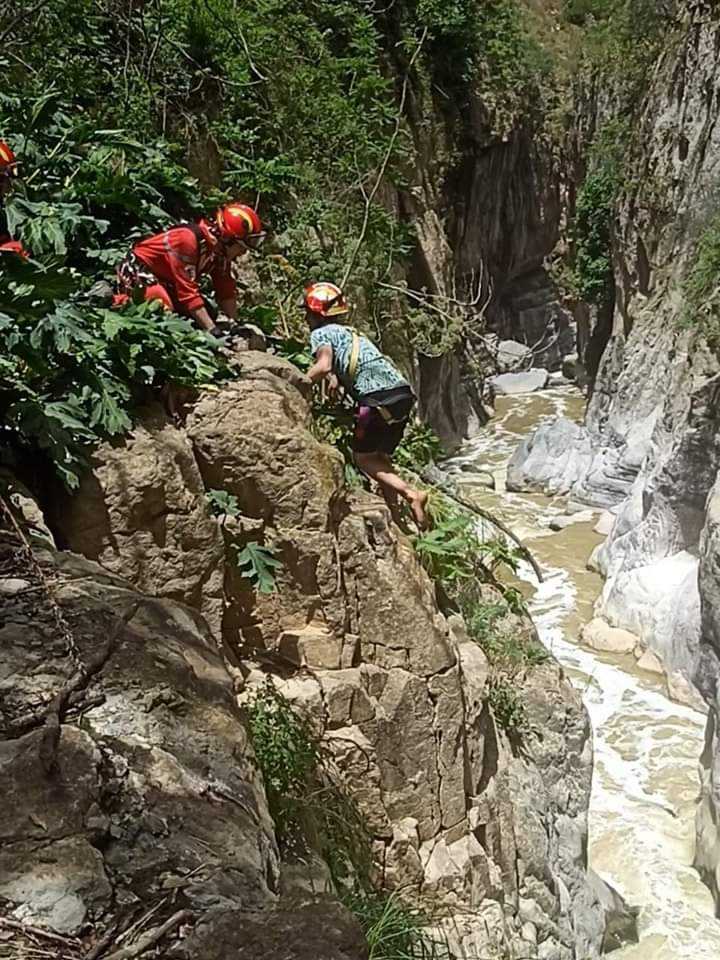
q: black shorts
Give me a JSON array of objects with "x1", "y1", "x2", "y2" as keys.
[{"x1": 352, "y1": 386, "x2": 415, "y2": 456}]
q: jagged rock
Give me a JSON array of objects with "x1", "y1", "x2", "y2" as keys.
[
  {"x1": 0, "y1": 537, "x2": 280, "y2": 940},
  {"x1": 49, "y1": 407, "x2": 226, "y2": 636},
  {"x1": 491, "y1": 369, "x2": 549, "y2": 395},
  {"x1": 176, "y1": 898, "x2": 368, "y2": 960},
  {"x1": 587, "y1": 869, "x2": 638, "y2": 952},
  {"x1": 508, "y1": 418, "x2": 594, "y2": 497},
  {"x1": 696, "y1": 478, "x2": 720, "y2": 910},
  {"x1": 18, "y1": 354, "x2": 611, "y2": 955}
]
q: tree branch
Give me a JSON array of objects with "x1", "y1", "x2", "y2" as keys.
[{"x1": 342, "y1": 27, "x2": 428, "y2": 288}]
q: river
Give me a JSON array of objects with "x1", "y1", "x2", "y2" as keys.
[{"x1": 445, "y1": 385, "x2": 720, "y2": 959}]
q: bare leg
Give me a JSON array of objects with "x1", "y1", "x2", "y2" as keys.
[{"x1": 355, "y1": 451, "x2": 428, "y2": 529}]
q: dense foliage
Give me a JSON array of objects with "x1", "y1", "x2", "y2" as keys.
[
  {"x1": 411, "y1": 496, "x2": 547, "y2": 732},
  {"x1": 1, "y1": 0, "x2": 552, "y2": 484},
  {"x1": 559, "y1": 1, "x2": 675, "y2": 310}
]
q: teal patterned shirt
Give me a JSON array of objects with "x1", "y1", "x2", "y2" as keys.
[{"x1": 310, "y1": 324, "x2": 408, "y2": 400}]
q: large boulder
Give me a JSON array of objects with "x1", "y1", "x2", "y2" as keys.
[
  {"x1": 49, "y1": 406, "x2": 226, "y2": 637},
  {"x1": 25, "y1": 353, "x2": 609, "y2": 956},
  {"x1": 0, "y1": 532, "x2": 282, "y2": 953},
  {"x1": 496, "y1": 339, "x2": 532, "y2": 372},
  {"x1": 491, "y1": 369, "x2": 549, "y2": 395}
]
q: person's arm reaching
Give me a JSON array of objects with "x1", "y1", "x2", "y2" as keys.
[
  {"x1": 189, "y1": 305, "x2": 217, "y2": 332},
  {"x1": 307, "y1": 344, "x2": 335, "y2": 384}
]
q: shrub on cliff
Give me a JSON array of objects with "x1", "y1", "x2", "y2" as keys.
[
  {"x1": 679, "y1": 215, "x2": 720, "y2": 344},
  {"x1": 0, "y1": 255, "x2": 227, "y2": 487}
]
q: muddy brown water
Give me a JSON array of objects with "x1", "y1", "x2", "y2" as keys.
[{"x1": 446, "y1": 385, "x2": 720, "y2": 959}]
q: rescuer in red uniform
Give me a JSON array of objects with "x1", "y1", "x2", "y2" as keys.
[
  {"x1": 0, "y1": 140, "x2": 27, "y2": 258},
  {"x1": 114, "y1": 203, "x2": 266, "y2": 336}
]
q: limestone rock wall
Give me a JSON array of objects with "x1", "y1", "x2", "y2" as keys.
[
  {"x1": 25, "y1": 352, "x2": 610, "y2": 957},
  {"x1": 504, "y1": 3, "x2": 720, "y2": 912},
  {"x1": 508, "y1": 5, "x2": 720, "y2": 700}
]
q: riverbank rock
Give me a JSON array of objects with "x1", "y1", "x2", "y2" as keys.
[
  {"x1": 496, "y1": 339, "x2": 532, "y2": 372},
  {"x1": 581, "y1": 619, "x2": 636, "y2": 655},
  {"x1": 491, "y1": 369, "x2": 549, "y2": 395},
  {"x1": 549, "y1": 509, "x2": 596, "y2": 531},
  {"x1": 508, "y1": 418, "x2": 594, "y2": 496},
  {"x1": 17, "y1": 353, "x2": 611, "y2": 957},
  {"x1": 587, "y1": 870, "x2": 639, "y2": 952},
  {"x1": 695, "y1": 478, "x2": 720, "y2": 909}
]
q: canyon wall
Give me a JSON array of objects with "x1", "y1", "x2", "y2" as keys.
[{"x1": 507, "y1": 1, "x2": 720, "y2": 910}]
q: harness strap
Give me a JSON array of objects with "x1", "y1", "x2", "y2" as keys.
[{"x1": 348, "y1": 331, "x2": 361, "y2": 382}]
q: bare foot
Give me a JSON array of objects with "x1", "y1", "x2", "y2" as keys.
[{"x1": 408, "y1": 489, "x2": 429, "y2": 530}]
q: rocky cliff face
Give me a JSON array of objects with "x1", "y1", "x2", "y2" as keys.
[
  {"x1": 2, "y1": 352, "x2": 614, "y2": 956},
  {"x1": 508, "y1": 4, "x2": 720, "y2": 698},
  {"x1": 393, "y1": 36, "x2": 574, "y2": 448},
  {"x1": 506, "y1": 2, "x2": 720, "y2": 912}
]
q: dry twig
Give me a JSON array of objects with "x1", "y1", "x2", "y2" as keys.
[{"x1": 102, "y1": 910, "x2": 192, "y2": 960}]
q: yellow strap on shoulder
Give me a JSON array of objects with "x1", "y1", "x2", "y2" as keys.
[{"x1": 348, "y1": 331, "x2": 361, "y2": 382}]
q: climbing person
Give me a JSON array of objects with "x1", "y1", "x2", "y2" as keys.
[
  {"x1": 0, "y1": 140, "x2": 27, "y2": 258},
  {"x1": 303, "y1": 281, "x2": 428, "y2": 529},
  {"x1": 113, "y1": 203, "x2": 266, "y2": 336}
]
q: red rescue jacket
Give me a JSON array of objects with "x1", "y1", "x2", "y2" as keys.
[
  {"x1": 0, "y1": 204, "x2": 28, "y2": 259},
  {"x1": 132, "y1": 219, "x2": 236, "y2": 313}
]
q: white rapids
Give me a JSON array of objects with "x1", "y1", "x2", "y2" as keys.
[{"x1": 446, "y1": 385, "x2": 720, "y2": 959}]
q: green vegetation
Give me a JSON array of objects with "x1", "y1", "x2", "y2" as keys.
[
  {"x1": 413, "y1": 499, "x2": 522, "y2": 594},
  {"x1": 394, "y1": 422, "x2": 442, "y2": 471},
  {"x1": 206, "y1": 488, "x2": 281, "y2": 592},
  {"x1": 246, "y1": 680, "x2": 451, "y2": 959},
  {"x1": 411, "y1": 497, "x2": 546, "y2": 734},
  {"x1": 205, "y1": 488, "x2": 240, "y2": 518},
  {"x1": 0, "y1": 254, "x2": 226, "y2": 486},
  {"x1": 679, "y1": 215, "x2": 720, "y2": 343},
  {"x1": 1, "y1": 0, "x2": 566, "y2": 489},
  {"x1": 233, "y1": 541, "x2": 282, "y2": 594}
]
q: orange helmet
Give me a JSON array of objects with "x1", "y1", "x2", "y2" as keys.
[
  {"x1": 0, "y1": 141, "x2": 18, "y2": 177},
  {"x1": 215, "y1": 203, "x2": 265, "y2": 247},
  {"x1": 302, "y1": 282, "x2": 349, "y2": 318}
]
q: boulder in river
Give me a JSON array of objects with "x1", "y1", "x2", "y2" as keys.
[
  {"x1": 491, "y1": 369, "x2": 549, "y2": 395},
  {"x1": 496, "y1": 339, "x2": 532, "y2": 372},
  {"x1": 581, "y1": 618, "x2": 637, "y2": 655}
]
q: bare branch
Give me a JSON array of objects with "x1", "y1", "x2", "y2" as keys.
[{"x1": 342, "y1": 28, "x2": 428, "y2": 288}]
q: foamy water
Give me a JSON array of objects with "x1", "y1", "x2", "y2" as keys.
[{"x1": 447, "y1": 385, "x2": 720, "y2": 959}]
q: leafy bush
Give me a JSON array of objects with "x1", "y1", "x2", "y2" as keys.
[
  {"x1": 394, "y1": 422, "x2": 442, "y2": 471},
  {"x1": 487, "y1": 677, "x2": 527, "y2": 733},
  {"x1": 569, "y1": 120, "x2": 628, "y2": 308},
  {"x1": 0, "y1": 255, "x2": 227, "y2": 486},
  {"x1": 205, "y1": 488, "x2": 240, "y2": 518},
  {"x1": 413, "y1": 500, "x2": 523, "y2": 594},
  {"x1": 464, "y1": 600, "x2": 548, "y2": 672}
]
